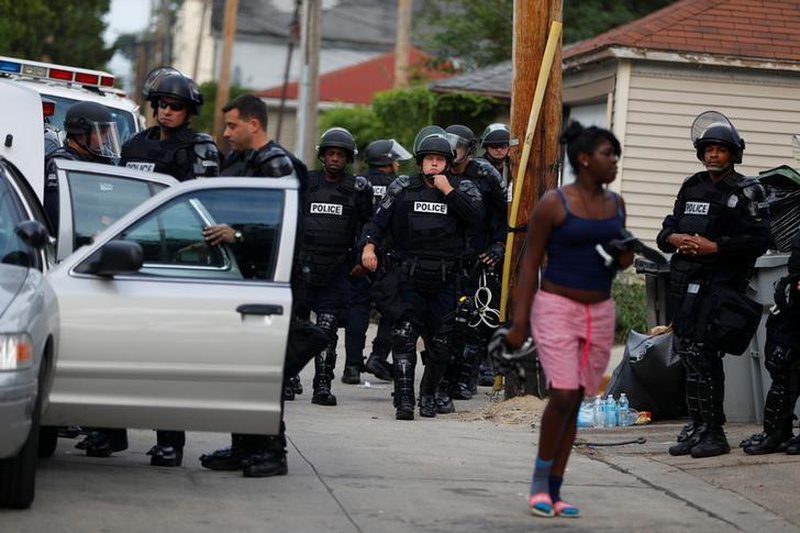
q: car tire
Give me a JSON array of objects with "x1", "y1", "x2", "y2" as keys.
[
  {"x1": 0, "y1": 365, "x2": 44, "y2": 509},
  {"x1": 38, "y1": 426, "x2": 58, "y2": 459}
]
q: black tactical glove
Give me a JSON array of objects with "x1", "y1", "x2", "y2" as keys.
[
  {"x1": 487, "y1": 327, "x2": 536, "y2": 378},
  {"x1": 480, "y1": 242, "x2": 505, "y2": 265}
]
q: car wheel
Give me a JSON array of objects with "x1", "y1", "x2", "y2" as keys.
[
  {"x1": 38, "y1": 426, "x2": 58, "y2": 459},
  {"x1": 0, "y1": 365, "x2": 43, "y2": 509}
]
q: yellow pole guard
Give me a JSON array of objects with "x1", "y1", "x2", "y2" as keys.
[{"x1": 499, "y1": 20, "x2": 563, "y2": 321}]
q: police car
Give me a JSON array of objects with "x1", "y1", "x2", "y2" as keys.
[
  {"x1": 0, "y1": 80, "x2": 295, "y2": 509},
  {"x1": 0, "y1": 56, "x2": 144, "y2": 145}
]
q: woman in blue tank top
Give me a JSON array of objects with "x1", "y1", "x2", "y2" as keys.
[{"x1": 506, "y1": 122, "x2": 633, "y2": 518}]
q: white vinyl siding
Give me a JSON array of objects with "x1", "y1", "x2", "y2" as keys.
[{"x1": 616, "y1": 62, "x2": 800, "y2": 244}]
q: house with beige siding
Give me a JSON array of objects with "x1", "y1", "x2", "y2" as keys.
[{"x1": 431, "y1": 0, "x2": 800, "y2": 245}]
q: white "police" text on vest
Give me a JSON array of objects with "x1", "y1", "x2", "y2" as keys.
[
  {"x1": 310, "y1": 202, "x2": 343, "y2": 215},
  {"x1": 684, "y1": 201, "x2": 710, "y2": 215},
  {"x1": 414, "y1": 201, "x2": 448, "y2": 214}
]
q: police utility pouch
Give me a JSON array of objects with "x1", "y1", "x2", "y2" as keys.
[{"x1": 703, "y1": 286, "x2": 761, "y2": 355}]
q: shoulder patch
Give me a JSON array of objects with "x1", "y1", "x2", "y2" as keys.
[{"x1": 354, "y1": 175, "x2": 371, "y2": 192}]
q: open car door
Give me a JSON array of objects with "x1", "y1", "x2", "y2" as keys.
[{"x1": 42, "y1": 177, "x2": 297, "y2": 436}]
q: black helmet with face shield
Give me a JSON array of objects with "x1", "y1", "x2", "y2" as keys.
[
  {"x1": 691, "y1": 111, "x2": 745, "y2": 165},
  {"x1": 63, "y1": 101, "x2": 121, "y2": 161}
]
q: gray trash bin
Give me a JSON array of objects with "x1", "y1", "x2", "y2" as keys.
[{"x1": 723, "y1": 252, "x2": 792, "y2": 423}]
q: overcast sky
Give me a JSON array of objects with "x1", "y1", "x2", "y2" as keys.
[{"x1": 104, "y1": 0, "x2": 152, "y2": 80}]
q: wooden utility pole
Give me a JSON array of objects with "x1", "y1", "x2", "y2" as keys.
[
  {"x1": 192, "y1": 0, "x2": 212, "y2": 81},
  {"x1": 394, "y1": 0, "x2": 412, "y2": 88},
  {"x1": 296, "y1": 0, "x2": 322, "y2": 163},
  {"x1": 504, "y1": 0, "x2": 563, "y2": 397},
  {"x1": 213, "y1": 0, "x2": 239, "y2": 144}
]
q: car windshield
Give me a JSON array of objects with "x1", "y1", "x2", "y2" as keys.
[{"x1": 44, "y1": 95, "x2": 137, "y2": 144}]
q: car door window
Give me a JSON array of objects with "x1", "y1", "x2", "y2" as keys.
[
  {"x1": 118, "y1": 188, "x2": 284, "y2": 281},
  {"x1": 67, "y1": 171, "x2": 169, "y2": 250}
]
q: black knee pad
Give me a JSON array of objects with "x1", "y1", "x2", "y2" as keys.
[
  {"x1": 316, "y1": 312, "x2": 338, "y2": 337},
  {"x1": 391, "y1": 321, "x2": 417, "y2": 356},
  {"x1": 765, "y1": 342, "x2": 797, "y2": 379}
]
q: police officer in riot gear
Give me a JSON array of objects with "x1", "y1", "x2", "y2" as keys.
[
  {"x1": 44, "y1": 101, "x2": 122, "y2": 232},
  {"x1": 342, "y1": 139, "x2": 413, "y2": 384},
  {"x1": 360, "y1": 130, "x2": 484, "y2": 420},
  {"x1": 199, "y1": 94, "x2": 318, "y2": 478},
  {"x1": 743, "y1": 231, "x2": 800, "y2": 455},
  {"x1": 442, "y1": 124, "x2": 508, "y2": 404},
  {"x1": 477, "y1": 123, "x2": 517, "y2": 186},
  {"x1": 45, "y1": 101, "x2": 127, "y2": 458},
  {"x1": 112, "y1": 68, "x2": 219, "y2": 467},
  {"x1": 658, "y1": 111, "x2": 770, "y2": 458},
  {"x1": 120, "y1": 67, "x2": 219, "y2": 180},
  {"x1": 296, "y1": 127, "x2": 374, "y2": 405}
]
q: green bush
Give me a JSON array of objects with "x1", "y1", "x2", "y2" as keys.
[
  {"x1": 612, "y1": 277, "x2": 647, "y2": 344},
  {"x1": 194, "y1": 81, "x2": 252, "y2": 135},
  {"x1": 318, "y1": 106, "x2": 386, "y2": 156}
]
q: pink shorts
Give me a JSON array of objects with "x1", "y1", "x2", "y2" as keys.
[{"x1": 530, "y1": 290, "x2": 616, "y2": 396}]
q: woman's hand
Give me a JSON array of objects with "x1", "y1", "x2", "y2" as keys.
[{"x1": 505, "y1": 322, "x2": 530, "y2": 350}]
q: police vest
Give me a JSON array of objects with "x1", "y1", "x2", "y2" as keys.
[
  {"x1": 394, "y1": 177, "x2": 463, "y2": 260},
  {"x1": 366, "y1": 169, "x2": 394, "y2": 205},
  {"x1": 301, "y1": 171, "x2": 362, "y2": 254},
  {"x1": 676, "y1": 172, "x2": 745, "y2": 242},
  {"x1": 121, "y1": 126, "x2": 195, "y2": 181}
]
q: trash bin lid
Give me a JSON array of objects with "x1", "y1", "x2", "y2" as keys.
[{"x1": 758, "y1": 165, "x2": 800, "y2": 188}]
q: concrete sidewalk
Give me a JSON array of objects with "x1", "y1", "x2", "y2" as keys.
[{"x1": 278, "y1": 361, "x2": 800, "y2": 532}]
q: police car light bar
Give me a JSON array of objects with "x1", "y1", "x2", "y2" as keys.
[{"x1": 0, "y1": 56, "x2": 115, "y2": 89}]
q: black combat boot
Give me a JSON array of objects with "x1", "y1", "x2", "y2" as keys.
[
  {"x1": 147, "y1": 445, "x2": 183, "y2": 467},
  {"x1": 434, "y1": 390, "x2": 455, "y2": 414},
  {"x1": 243, "y1": 431, "x2": 288, "y2": 478},
  {"x1": 393, "y1": 358, "x2": 415, "y2": 420},
  {"x1": 743, "y1": 433, "x2": 789, "y2": 455},
  {"x1": 365, "y1": 352, "x2": 393, "y2": 382},
  {"x1": 312, "y1": 348, "x2": 338, "y2": 406},
  {"x1": 668, "y1": 421, "x2": 705, "y2": 456},
  {"x1": 77, "y1": 428, "x2": 129, "y2": 458},
  {"x1": 419, "y1": 395, "x2": 437, "y2": 418},
  {"x1": 200, "y1": 434, "x2": 251, "y2": 470},
  {"x1": 785, "y1": 434, "x2": 800, "y2": 455},
  {"x1": 341, "y1": 365, "x2": 361, "y2": 385},
  {"x1": 690, "y1": 425, "x2": 731, "y2": 458}
]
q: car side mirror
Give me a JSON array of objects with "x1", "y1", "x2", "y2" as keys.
[
  {"x1": 14, "y1": 220, "x2": 50, "y2": 249},
  {"x1": 76, "y1": 240, "x2": 144, "y2": 277}
]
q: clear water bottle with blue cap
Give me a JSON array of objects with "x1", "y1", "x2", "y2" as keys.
[
  {"x1": 618, "y1": 393, "x2": 630, "y2": 427},
  {"x1": 605, "y1": 393, "x2": 618, "y2": 428},
  {"x1": 593, "y1": 394, "x2": 604, "y2": 428}
]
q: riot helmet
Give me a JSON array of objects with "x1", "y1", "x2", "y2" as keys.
[
  {"x1": 316, "y1": 127, "x2": 357, "y2": 162},
  {"x1": 480, "y1": 123, "x2": 519, "y2": 148},
  {"x1": 414, "y1": 133, "x2": 456, "y2": 166},
  {"x1": 63, "y1": 101, "x2": 121, "y2": 160},
  {"x1": 445, "y1": 124, "x2": 477, "y2": 163},
  {"x1": 691, "y1": 111, "x2": 745, "y2": 165},
  {"x1": 142, "y1": 66, "x2": 204, "y2": 115},
  {"x1": 364, "y1": 139, "x2": 412, "y2": 167}
]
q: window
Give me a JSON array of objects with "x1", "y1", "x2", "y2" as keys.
[
  {"x1": 44, "y1": 95, "x2": 137, "y2": 144},
  {"x1": 67, "y1": 171, "x2": 168, "y2": 250},
  {"x1": 117, "y1": 188, "x2": 284, "y2": 281}
]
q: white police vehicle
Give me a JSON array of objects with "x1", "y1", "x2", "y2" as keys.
[
  {"x1": 0, "y1": 80, "x2": 296, "y2": 509},
  {"x1": 0, "y1": 56, "x2": 144, "y2": 147}
]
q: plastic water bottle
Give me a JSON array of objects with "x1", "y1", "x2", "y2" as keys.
[
  {"x1": 618, "y1": 393, "x2": 630, "y2": 427},
  {"x1": 593, "y1": 395, "x2": 604, "y2": 428},
  {"x1": 605, "y1": 394, "x2": 618, "y2": 428}
]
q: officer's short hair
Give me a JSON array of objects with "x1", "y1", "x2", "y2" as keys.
[{"x1": 222, "y1": 94, "x2": 268, "y2": 131}]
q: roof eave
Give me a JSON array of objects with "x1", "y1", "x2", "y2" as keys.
[{"x1": 564, "y1": 46, "x2": 800, "y2": 73}]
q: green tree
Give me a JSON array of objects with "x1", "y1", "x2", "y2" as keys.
[
  {"x1": 194, "y1": 81, "x2": 252, "y2": 135},
  {"x1": 417, "y1": 0, "x2": 676, "y2": 71},
  {"x1": 0, "y1": 0, "x2": 114, "y2": 69}
]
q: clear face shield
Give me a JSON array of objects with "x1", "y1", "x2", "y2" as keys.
[
  {"x1": 384, "y1": 139, "x2": 413, "y2": 162},
  {"x1": 88, "y1": 121, "x2": 122, "y2": 160}
]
